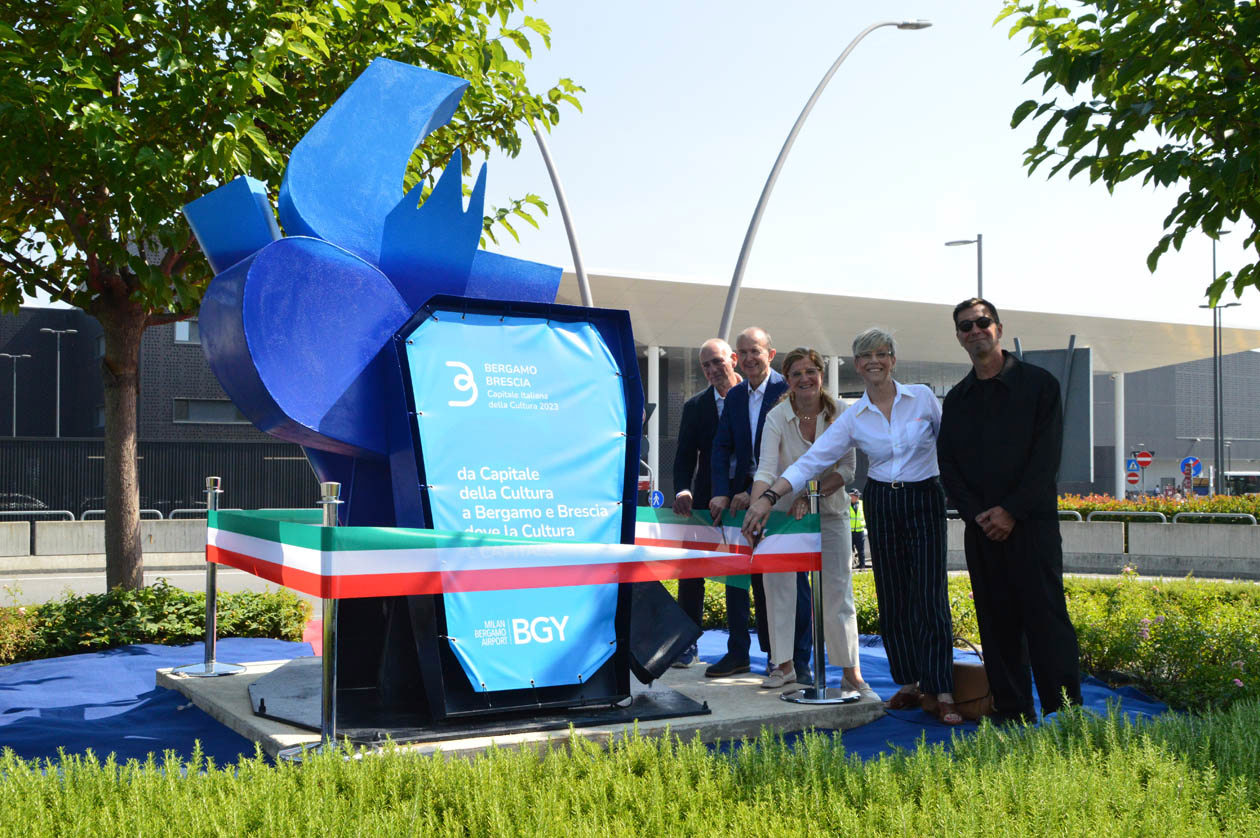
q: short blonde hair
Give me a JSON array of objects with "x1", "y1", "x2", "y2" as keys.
[{"x1": 852, "y1": 327, "x2": 895, "y2": 358}]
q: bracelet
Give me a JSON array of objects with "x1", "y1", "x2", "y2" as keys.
[{"x1": 760, "y1": 489, "x2": 781, "y2": 506}]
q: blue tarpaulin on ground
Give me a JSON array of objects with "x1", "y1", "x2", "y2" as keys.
[
  {"x1": 0, "y1": 633, "x2": 1166, "y2": 766},
  {"x1": 699, "y1": 631, "x2": 1168, "y2": 756},
  {"x1": 0, "y1": 638, "x2": 310, "y2": 765}
]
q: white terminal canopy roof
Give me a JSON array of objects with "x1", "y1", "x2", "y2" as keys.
[{"x1": 555, "y1": 271, "x2": 1260, "y2": 374}]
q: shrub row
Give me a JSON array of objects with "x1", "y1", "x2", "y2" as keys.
[
  {"x1": 664, "y1": 570, "x2": 1259, "y2": 712},
  {"x1": 1059, "y1": 492, "x2": 1260, "y2": 521},
  {"x1": 0, "y1": 579, "x2": 311, "y2": 665},
  {"x1": 2, "y1": 701, "x2": 1260, "y2": 834}
]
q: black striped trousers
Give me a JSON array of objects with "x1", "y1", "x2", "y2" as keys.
[{"x1": 865, "y1": 477, "x2": 954, "y2": 694}]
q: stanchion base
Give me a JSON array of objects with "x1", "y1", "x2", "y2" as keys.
[
  {"x1": 780, "y1": 686, "x2": 861, "y2": 705},
  {"x1": 276, "y1": 740, "x2": 345, "y2": 763},
  {"x1": 170, "y1": 661, "x2": 247, "y2": 678}
]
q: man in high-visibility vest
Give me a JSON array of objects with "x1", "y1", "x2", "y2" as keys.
[{"x1": 849, "y1": 489, "x2": 868, "y2": 569}]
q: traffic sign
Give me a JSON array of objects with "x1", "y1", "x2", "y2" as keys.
[
  {"x1": 1180, "y1": 456, "x2": 1202, "y2": 478},
  {"x1": 1126, "y1": 458, "x2": 1140, "y2": 473},
  {"x1": 649, "y1": 490, "x2": 665, "y2": 509},
  {"x1": 1126, "y1": 471, "x2": 1141, "y2": 485},
  {"x1": 1135, "y1": 451, "x2": 1154, "y2": 468}
]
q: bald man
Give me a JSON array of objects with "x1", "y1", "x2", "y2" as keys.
[{"x1": 669, "y1": 338, "x2": 742, "y2": 667}]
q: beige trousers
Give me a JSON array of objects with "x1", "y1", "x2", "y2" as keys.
[{"x1": 764, "y1": 511, "x2": 857, "y2": 668}]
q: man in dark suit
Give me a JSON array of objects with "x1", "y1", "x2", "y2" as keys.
[
  {"x1": 706, "y1": 326, "x2": 813, "y2": 680},
  {"x1": 670, "y1": 337, "x2": 742, "y2": 667}
]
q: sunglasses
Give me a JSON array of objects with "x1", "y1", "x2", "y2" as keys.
[{"x1": 956, "y1": 316, "x2": 994, "y2": 333}]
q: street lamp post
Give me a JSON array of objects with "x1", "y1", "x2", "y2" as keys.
[
  {"x1": 39, "y1": 328, "x2": 77, "y2": 438},
  {"x1": 1199, "y1": 300, "x2": 1240, "y2": 495},
  {"x1": 945, "y1": 233, "x2": 983, "y2": 298},
  {"x1": 716, "y1": 19, "x2": 933, "y2": 341},
  {"x1": 0, "y1": 353, "x2": 31, "y2": 436}
]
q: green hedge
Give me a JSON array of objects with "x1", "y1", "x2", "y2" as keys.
[
  {"x1": 3, "y1": 701, "x2": 1260, "y2": 834},
  {"x1": 0, "y1": 579, "x2": 311, "y2": 665},
  {"x1": 663, "y1": 571, "x2": 1258, "y2": 712},
  {"x1": 1059, "y1": 492, "x2": 1260, "y2": 522}
]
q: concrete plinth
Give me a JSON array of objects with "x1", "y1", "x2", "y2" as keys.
[{"x1": 157, "y1": 658, "x2": 886, "y2": 759}]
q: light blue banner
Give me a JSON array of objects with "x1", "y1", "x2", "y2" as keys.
[{"x1": 404, "y1": 313, "x2": 626, "y2": 691}]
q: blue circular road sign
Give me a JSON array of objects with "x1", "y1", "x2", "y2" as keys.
[
  {"x1": 649, "y1": 490, "x2": 665, "y2": 509},
  {"x1": 1180, "y1": 456, "x2": 1202, "y2": 478}
]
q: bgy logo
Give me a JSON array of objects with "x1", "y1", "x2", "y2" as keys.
[
  {"x1": 512, "y1": 615, "x2": 570, "y2": 645},
  {"x1": 445, "y1": 361, "x2": 477, "y2": 407}
]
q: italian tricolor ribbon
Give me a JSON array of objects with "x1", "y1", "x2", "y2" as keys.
[{"x1": 206, "y1": 508, "x2": 821, "y2": 599}]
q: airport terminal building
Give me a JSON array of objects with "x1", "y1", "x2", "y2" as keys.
[{"x1": 3, "y1": 271, "x2": 1260, "y2": 512}]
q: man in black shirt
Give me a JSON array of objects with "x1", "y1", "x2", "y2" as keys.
[{"x1": 938, "y1": 298, "x2": 1081, "y2": 722}]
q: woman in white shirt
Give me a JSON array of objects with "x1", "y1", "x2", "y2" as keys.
[
  {"x1": 742, "y1": 328, "x2": 960, "y2": 725},
  {"x1": 750, "y1": 347, "x2": 875, "y2": 699}
]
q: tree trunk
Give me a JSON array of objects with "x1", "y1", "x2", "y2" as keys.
[{"x1": 99, "y1": 304, "x2": 147, "y2": 591}]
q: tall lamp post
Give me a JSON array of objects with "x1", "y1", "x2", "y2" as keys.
[
  {"x1": 717, "y1": 19, "x2": 933, "y2": 341},
  {"x1": 39, "y1": 328, "x2": 77, "y2": 438},
  {"x1": 1199, "y1": 300, "x2": 1240, "y2": 494},
  {"x1": 0, "y1": 353, "x2": 31, "y2": 436},
  {"x1": 945, "y1": 233, "x2": 983, "y2": 298}
]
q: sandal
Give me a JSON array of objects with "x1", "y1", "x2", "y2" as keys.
[
  {"x1": 884, "y1": 688, "x2": 923, "y2": 711},
  {"x1": 934, "y1": 699, "x2": 963, "y2": 726}
]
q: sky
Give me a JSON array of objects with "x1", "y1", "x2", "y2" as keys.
[
  {"x1": 24, "y1": 0, "x2": 1258, "y2": 332},
  {"x1": 473, "y1": 0, "x2": 1260, "y2": 331}
]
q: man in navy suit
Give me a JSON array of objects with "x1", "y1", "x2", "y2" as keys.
[
  {"x1": 670, "y1": 337, "x2": 742, "y2": 667},
  {"x1": 707, "y1": 326, "x2": 813, "y2": 680}
]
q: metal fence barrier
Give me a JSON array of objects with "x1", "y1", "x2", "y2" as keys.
[
  {"x1": 1171, "y1": 512, "x2": 1258, "y2": 525},
  {"x1": 0, "y1": 509, "x2": 75, "y2": 521},
  {"x1": 1085, "y1": 510, "x2": 1168, "y2": 523},
  {"x1": 80, "y1": 509, "x2": 164, "y2": 521},
  {"x1": 1058, "y1": 510, "x2": 1083, "y2": 521}
]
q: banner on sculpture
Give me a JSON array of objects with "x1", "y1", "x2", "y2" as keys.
[{"x1": 405, "y1": 313, "x2": 626, "y2": 691}]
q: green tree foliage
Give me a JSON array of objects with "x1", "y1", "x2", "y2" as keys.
[
  {"x1": 998, "y1": 0, "x2": 1260, "y2": 303},
  {"x1": 0, "y1": 0, "x2": 581, "y2": 588}
]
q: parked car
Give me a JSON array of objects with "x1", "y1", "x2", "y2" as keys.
[{"x1": 0, "y1": 493, "x2": 49, "y2": 511}]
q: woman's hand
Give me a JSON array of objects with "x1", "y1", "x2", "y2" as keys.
[
  {"x1": 742, "y1": 496, "x2": 773, "y2": 540},
  {"x1": 730, "y1": 492, "x2": 752, "y2": 511},
  {"x1": 790, "y1": 496, "x2": 809, "y2": 520}
]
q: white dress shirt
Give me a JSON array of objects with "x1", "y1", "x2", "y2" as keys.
[
  {"x1": 780, "y1": 381, "x2": 941, "y2": 492},
  {"x1": 715, "y1": 389, "x2": 736, "y2": 478},
  {"x1": 746, "y1": 376, "x2": 768, "y2": 448},
  {"x1": 754, "y1": 398, "x2": 856, "y2": 516}
]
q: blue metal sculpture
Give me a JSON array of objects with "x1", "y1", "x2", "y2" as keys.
[{"x1": 183, "y1": 58, "x2": 590, "y2": 507}]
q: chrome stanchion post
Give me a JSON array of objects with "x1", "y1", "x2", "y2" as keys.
[
  {"x1": 782, "y1": 480, "x2": 859, "y2": 705},
  {"x1": 319, "y1": 481, "x2": 341, "y2": 745},
  {"x1": 279, "y1": 481, "x2": 343, "y2": 763},
  {"x1": 172, "y1": 476, "x2": 245, "y2": 677}
]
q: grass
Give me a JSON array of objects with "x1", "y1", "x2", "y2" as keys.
[{"x1": 2, "y1": 701, "x2": 1260, "y2": 835}]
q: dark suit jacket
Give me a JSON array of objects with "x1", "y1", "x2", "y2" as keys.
[
  {"x1": 711, "y1": 369, "x2": 788, "y2": 498},
  {"x1": 672, "y1": 386, "x2": 721, "y2": 507}
]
